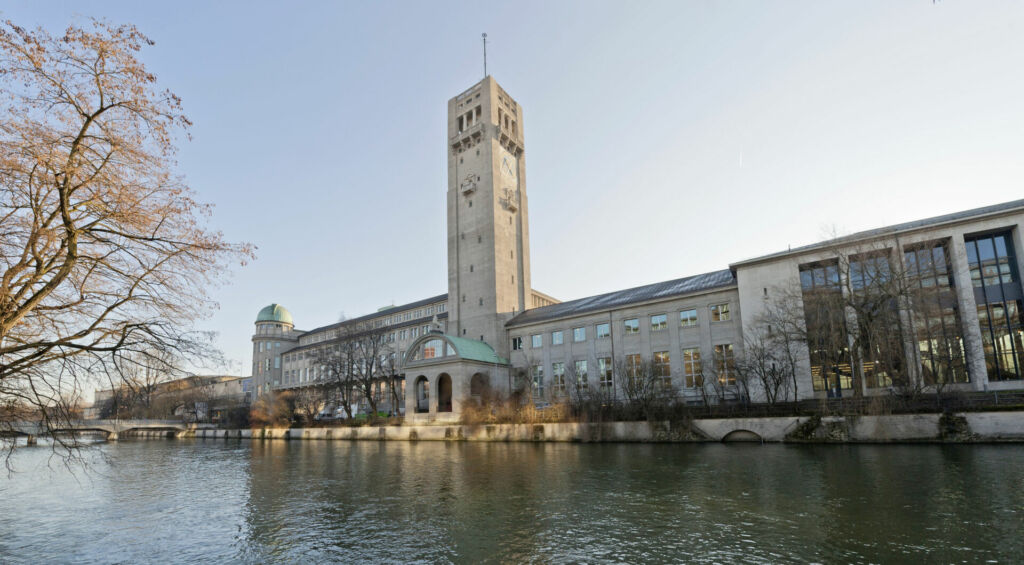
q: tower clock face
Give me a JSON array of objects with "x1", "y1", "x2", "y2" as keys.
[{"x1": 500, "y1": 150, "x2": 518, "y2": 182}]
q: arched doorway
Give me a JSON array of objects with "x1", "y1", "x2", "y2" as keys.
[
  {"x1": 437, "y1": 373, "x2": 453, "y2": 413},
  {"x1": 415, "y1": 376, "x2": 429, "y2": 413},
  {"x1": 470, "y1": 373, "x2": 490, "y2": 398}
]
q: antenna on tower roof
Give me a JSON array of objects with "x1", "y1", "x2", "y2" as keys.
[{"x1": 482, "y1": 33, "x2": 488, "y2": 77}]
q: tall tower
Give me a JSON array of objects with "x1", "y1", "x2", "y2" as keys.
[{"x1": 447, "y1": 76, "x2": 531, "y2": 356}]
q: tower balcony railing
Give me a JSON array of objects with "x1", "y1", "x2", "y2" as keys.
[{"x1": 450, "y1": 121, "x2": 485, "y2": 147}]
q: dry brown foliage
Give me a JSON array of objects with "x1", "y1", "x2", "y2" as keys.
[{"x1": 0, "y1": 19, "x2": 252, "y2": 462}]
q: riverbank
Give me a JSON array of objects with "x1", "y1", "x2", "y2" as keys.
[{"x1": 177, "y1": 410, "x2": 1024, "y2": 443}]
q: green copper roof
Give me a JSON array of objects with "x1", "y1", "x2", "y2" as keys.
[
  {"x1": 444, "y1": 335, "x2": 508, "y2": 365},
  {"x1": 256, "y1": 303, "x2": 293, "y2": 325}
]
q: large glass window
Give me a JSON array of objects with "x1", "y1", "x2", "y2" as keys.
[
  {"x1": 531, "y1": 334, "x2": 542, "y2": 348},
  {"x1": 653, "y1": 351, "x2": 671, "y2": 387},
  {"x1": 967, "y1": 232, "x2": 1018, "y2": 288},
  {"x1": 552, "y1": 362, "x2": 566, "y2": 394},
  {"x1": 849, "y1": 252, "x2": 905, "y2": 389},
  {"x1": 598, "y1": 357, "x2": 613, "y2": 391},
  {"x1": 680, "y1": 309, "x2": 698, "y2": 327},
  {"x1": 710, "y1": 304, "x2": 731, "y2": 322},
  {"x1": 977, "y1": 302, "x2": 1024, "y2": 381},
  {"x1": 596, "y1": 323, "x2": 610, "y2": 339},
  {"x1": 966, "y1": 231, "x2": 1024, "y2": 381},
  {"x1": 905, "y1": 241, "x2": 968, "y2": 384},
  {"x1": 573, "y1": 327, "x2": 586, "y2": 342},
  {"x1": 682, "y1": 347, "x2": 701, "y2": 388},
  {"x1": 532, "y1": 365, "x2": 544, "y2": 398},
  {"x1": 714, "y1": 344, "x2": 735, "y2": 386},
  {"x1": 800, "y1": 261, "x2": 853, "y2": 393},
  {"x1": 624, "y1": 318, "x2": 639, "y2": 335},
  {"x1": 411, "y1": 338, "x2": 455, "y2": 361},
  {"x1": 573, "y1": 360, "x2": 588, "y2": 389},
  {"x1": 551, "y1": 331, "x2": 564, "y2": 346},
  {"x1": 650, "y1": 314, "x2": 667, "y2": 332},
  {"x1": 511, "y1": 336, "x2": 523, "y2": 351},
  {"x1": 625, "y1": 353, "x2": 642, "y2": 383}
]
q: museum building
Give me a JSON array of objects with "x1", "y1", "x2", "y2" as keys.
[{"x1": 251, "y1": 76, "x2": 1024, "y2": 421}]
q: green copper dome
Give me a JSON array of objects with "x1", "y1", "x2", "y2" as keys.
[{"x1": 256, "y1": 303, "x2": 293, "y2": 325}]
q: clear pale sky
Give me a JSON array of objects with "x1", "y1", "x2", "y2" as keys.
[{"x1": 5, "y1": 1, "x2": 1024, "y2": 382}]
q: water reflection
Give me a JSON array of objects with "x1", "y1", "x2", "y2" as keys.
[{"x1": 1, "y1": 440, "x2": 1022, "y2": 564}]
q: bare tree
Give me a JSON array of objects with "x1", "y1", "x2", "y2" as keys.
[
  {"x1": 759, "y1": 233, "x2": 967, "y2": 402},
  {"x1": 313, "y1": 344, "x2": 358, "y2": 420},
  {"x1": 314, "y1": 320, "x2": 396, "y2": 420},
  {"x1": 104, "y1": 347, "x2": 177, "y2": 418},
  {"x1": 615, "y1": 357, "x2": 662, "y2": 419},
  {"x1": 733, "y1": 330, "x2": 794, "y2": 406},
  {"x1": 291, "y1": 386, "x2": 328, "y2": 426},
  {"x1": 0, "y1": 20, "x2": 251, "y2": 461}
]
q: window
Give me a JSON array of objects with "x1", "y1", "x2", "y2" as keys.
[
  {"x1": 596, "y1": 323, "x2": 610, "y2": 339},
  {"x1": 552, "y1": 362, "x2": 566, "y2": 395},
  {"x1": 574, "y1": 360, "x2": 588, "y2": 389},
  {"x1": 532, "y1": 365, "x2": 544, "y2": 398},
  {"x1": 849, "y1": 252, "x2": 905, "y2": 389},
  {"x1": 512, "y1": 336, "x2": 523, "y2": 351},
  {"x1": 905, "y1": 241, "x2": 968, "y2": 385},
  {"x1": 710, "y1": 304, "x2": 731, "y2": 322},
  {"x1": 653, "y1": 351, "x2": 671, "y2": 387},
  {"x1": 573, "y1": 327, "x2": 586, "y2": 342},
  {"x1": 650, "y1": 314, "x2": 668, "y2": 332},
  {"x1": 552, "y1": 330, "x2": 564, "y2": 345},
  {"x1": 598, "y1": 357, "x2": 613, "y2": 391},
  {"x1": 966, "y1": 232, "x2": 1024, "y2": 381},
  {"x1": 411, "y1": 338, "x2": 455, "y2": 361},
  {"x1": 714, "y1": 344, "x2": 735, "y2": 386},
  {"x1": 531, "y1": 334, "x2": 542, "y2": 348},
  {"x1": 800, "y1": 261, "x2": 852, "y2": 392},
  {"x1": 680, "y1": 309, "x2": 698, "y2": 327},
  {"x1": 682, "y1": 348, "x2": 702, "y2": 388},
  {"x1": 625, "y1": 353, "x2": 642, "y2": 383},
  {"x1": 258, "y1": 342, "x2": 263, "y2": 352},
  {"x1": 274, "y1": 356, "x2": 280, "y2": 369},
  {"x1": 624, "y1": 318, "x2": 639, "y2": 335}
]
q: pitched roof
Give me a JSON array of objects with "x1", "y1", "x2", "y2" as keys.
[
  {"x1": 730, "y1": 198, "x2": 1024, "y2": 269},
  {"x1": 506, "y1": 269, "x2": 736, "y2": 327},
  {"x1": 302, "y1": 293, "x2": 448, "y2": 335}
]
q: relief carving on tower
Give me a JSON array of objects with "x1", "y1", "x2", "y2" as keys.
[
  {"x1": 460, "y1": 174, "x2": 477, "y2": 195},
  {"x1": 500, "y1": 188, "x2": 519, "y2": 212}
]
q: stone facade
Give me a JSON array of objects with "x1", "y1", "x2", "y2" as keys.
[{"x1": 249, "y1": 75, "x2": 1024, "y2": 419}]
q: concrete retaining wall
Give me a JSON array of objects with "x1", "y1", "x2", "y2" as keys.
[{"x1": 184, "y1": 411, "x2": 1024, "y2": 444}]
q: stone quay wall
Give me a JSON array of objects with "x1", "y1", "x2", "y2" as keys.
[{"x1": 180, "y1": 411, "x2": 1024, "y2": 444}]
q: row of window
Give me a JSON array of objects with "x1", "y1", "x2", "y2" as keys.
[
  {"x1": 374, "y1": 303, "x2": 446, "y2": 328},
  {"x1": 527, "y1": 345, "x2": 736, "y2": 395},
  {"x1": 512, "y1": 304, "x2": 731, "y2": 351},
  {"x1": 255, "y1": 341, "x2": 282, "y2": 353},
  {"x1": 254, "y1": 323, "x2": 287, "y2": 334}
]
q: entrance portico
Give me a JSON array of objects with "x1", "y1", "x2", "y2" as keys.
[{"x1": 403, "y1": 332, "x2": 509, "y2": 422}]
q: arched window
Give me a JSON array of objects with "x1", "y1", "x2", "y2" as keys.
[{"x1": 410, "y1": 338, "x2": 456, "y2": 361}]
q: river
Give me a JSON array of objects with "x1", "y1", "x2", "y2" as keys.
[{"x1": 1, "y1": 439, "x2": 1022, "y2": 563}]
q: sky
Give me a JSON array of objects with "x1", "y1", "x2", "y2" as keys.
[{"x1": 5, "y1": 1, "x2": 1024, "y2": 385}]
